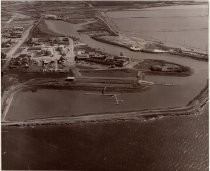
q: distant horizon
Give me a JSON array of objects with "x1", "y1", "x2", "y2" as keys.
[{"x1": 1, "y1": 0, "x2": 208, "y2": 2}]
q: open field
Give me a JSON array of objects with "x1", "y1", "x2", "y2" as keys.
[{"x1": 80, "y1": 68, "x2": 137, "y2": 78}]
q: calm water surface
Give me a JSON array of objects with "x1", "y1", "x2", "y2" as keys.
[{"x1": 107, "y1": 5, "x2": 208, "y2": 52}]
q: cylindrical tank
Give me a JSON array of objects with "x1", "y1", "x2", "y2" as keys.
[
  {"x1": 46, "y1": 49, "x2": 53, "y2": 56},
  {"x1": 58, "y1": 45, "x2": 64, "y2": 52},
  {"x1": 61, "y1": 51, "x2": 66, "y2": 55},
  {"x1": 41, "y1": 49, "x2": 46, "y2": 54},
  {"x1": 151, "y1": 65, "x2": 162, "y2": 71}
]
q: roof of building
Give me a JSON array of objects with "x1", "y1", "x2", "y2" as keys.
[
  {"x1": 66, "y1": 76, "x2": 75, "y2": 80},
  {"x1": 76, "y1": 54, "x2": 89, "y2": 58}
]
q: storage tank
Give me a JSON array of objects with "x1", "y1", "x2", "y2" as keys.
[
  {"x1": 58, "y1": 45, "x2": 64, "y2": 52},
  {"x1": 151, "y1": 65, "x2": 162, "y2": 71},
  {"x1": 46, "y1": 49, "x2": 53, "y2": 56},
  {"x1": 61, "y1": 51, "x2": 66, "y2": 55},
  {"x1": 41, "y1": 49, "x2": 46, "y2": 54}
]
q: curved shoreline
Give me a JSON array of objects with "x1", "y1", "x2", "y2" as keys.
[{"x1": 38, "y1": 17, "x2": 208, "y2": 62}]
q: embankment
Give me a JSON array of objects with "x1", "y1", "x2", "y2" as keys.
[
  {"x1": 92, "y1": 35, "x2": 208, "y2": 62},
  {"x1": 169, "y1": 49, "x2": 208, "y2": 61},
  {"x1": 91, "y1": 35, "x2": 145, "y2": 50}
]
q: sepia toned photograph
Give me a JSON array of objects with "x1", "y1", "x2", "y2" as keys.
[{"x1": 1, "y1": 0, "x2": 208, "y2": 170}]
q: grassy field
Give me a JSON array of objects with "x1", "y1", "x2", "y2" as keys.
[{"x1": 80, "y1": 68, "x2": 137, "y2": 78}]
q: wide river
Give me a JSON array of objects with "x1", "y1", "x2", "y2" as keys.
[
  {"x1": 107, "y1": 4, "x2": 208, "y2": 52},
  {"x1": 3, "y1": 4, "x2": 209, "y2": 170}
]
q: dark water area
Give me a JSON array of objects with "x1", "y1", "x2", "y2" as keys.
[{"x1": 2, "y1": 106, "x2": 208, "y2": 170}]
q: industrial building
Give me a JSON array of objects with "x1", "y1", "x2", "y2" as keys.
[{"x1": 75, "y1": 54, "x2": 90, "y2": 60}]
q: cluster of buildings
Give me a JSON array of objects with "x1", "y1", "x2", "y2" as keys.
[
  {"x1": 1, "y1": 39, "x2": 15, "y2": 48},
  {"x1": 28, "y1": 37, "x2": 69, "y2": 46},
  {"x1": 75, "y1": 49, "x2": 130, "y2": 67},
  {"x1": 8, "y1": 37, "x2": 73, "y2": 72},
  {"x1": 2, "y1": 26, "x2": 24, "y2": 39},
  {"x1": 27, "y1": 46, "x2": 55, "y2": 57},
  {"x1": 27, "y1": 37, "x2": 71, "y2": 57},
  {"x1": 1, "y1": 26, "x2": 24, "y2": 48},
  {"x1": 9, "y1": 54, "x2": 32, "y2": 69}
]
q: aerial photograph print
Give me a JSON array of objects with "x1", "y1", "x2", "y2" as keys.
[{"x1": 1, "y1": 0, "x2": 209, "y2": 170}]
